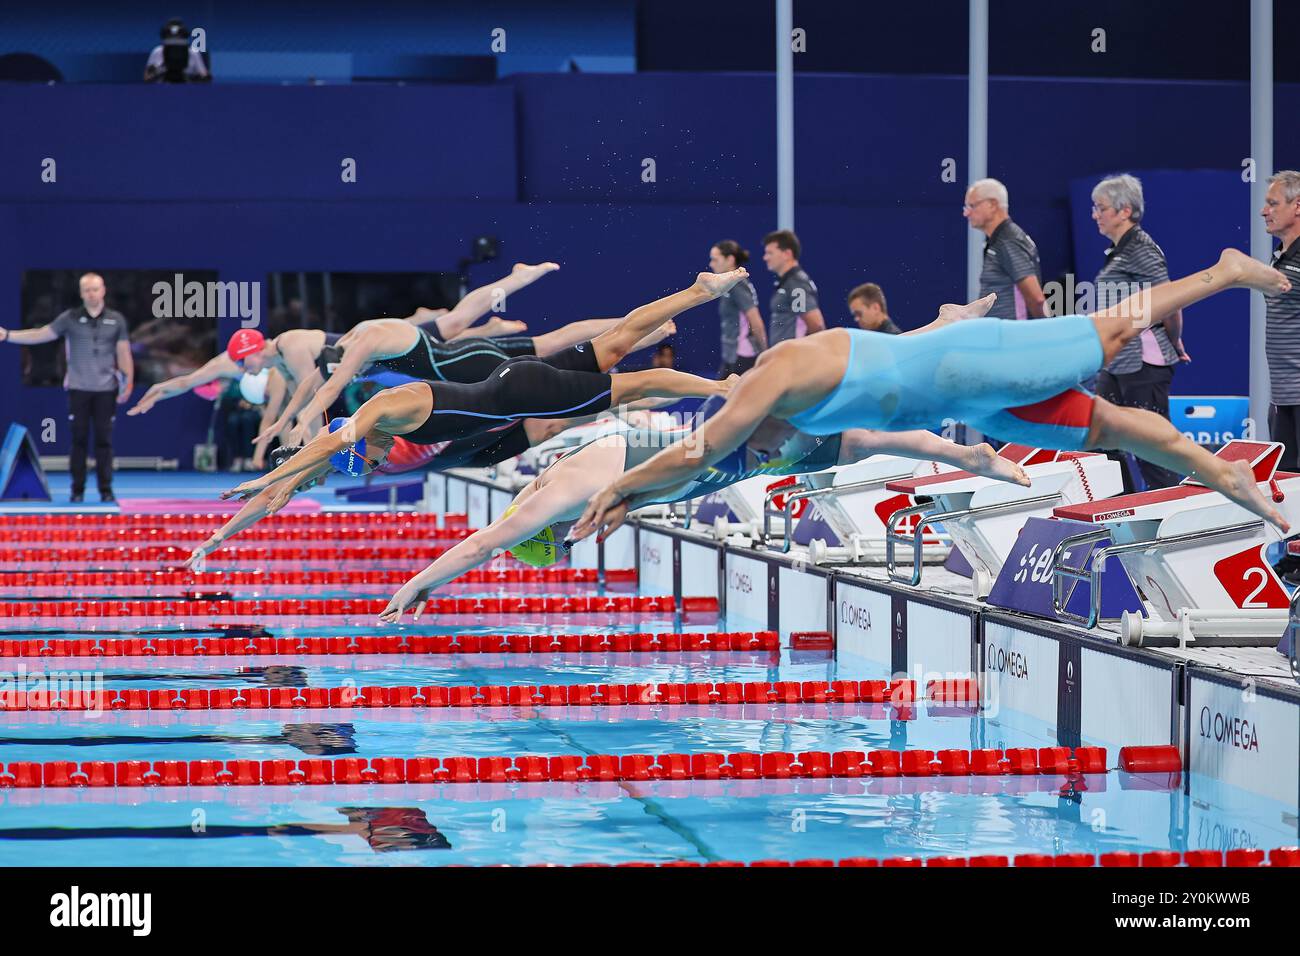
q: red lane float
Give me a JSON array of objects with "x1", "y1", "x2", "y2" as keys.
[
  {"x1": 0, "y1": 512, "x2": 466, "y2": 530},
  {"x1": 0, "y1": 630, "x2": 781, "y2": 659},
  {"x1": 0, "y1": 677, "x2": 943, "y2": 712},
  {"x1": 0, "y1": 746, "x2": 1116, "y2": 789},
  {"x1": 0, "y1": 593, "x2": 693, "y2": 619},
  {"x1": 0, "y1": 567, "x2": 613, "y2": 589},
  {"x1": 0, "y1": 527, "x2": 477, "y2": 545},
  {"x1": 574, "y1": 848, "x2": 1300, "y2": 867},
  {"x1": 1117, "y1": 745, "x2": 1182, "y2": 773}
]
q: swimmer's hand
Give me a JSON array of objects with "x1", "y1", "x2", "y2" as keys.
[
  {"x1": 184, "y1": 539, "x2": 218, "y2": 571},
  {"x1": 264, "y1": 482, "x2": 297, "y2": 516},
  {"x1": 220, "y1": 478, "x2": 266, "y2": 501},
  {"x1": 570, "y1": 485, "x2": 631, "y2": 543},
  {"x1": 252, "y1": 425, "x2": 283, "y2": 451},
  {"x1": 126, "y1": 386, "x2": 165, "y2": 416},
  {"x1": 378, "y1": 580, "x2": 433, "y2": 624},
  {"x1": 285, "y1": 421, "x2": 313, "y2": 448}
]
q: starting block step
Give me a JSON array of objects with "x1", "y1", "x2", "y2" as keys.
[
  {"x1": 334, "y1": 479, "x2": 423, "y2": 505},
  {"x1": 0, "y1": 424, "x2": 51, "y2": 502}
]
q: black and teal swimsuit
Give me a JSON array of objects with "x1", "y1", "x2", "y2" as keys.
[
  {"x1": 317, "y1": 327, "x2": 537, "y2": 385},
  {"x1": 621, "y1": 396, "x2": 842, "y2": 505}
]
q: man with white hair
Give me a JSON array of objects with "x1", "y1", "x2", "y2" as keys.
[
  {"x1": 1263, "y1": 170, "x2": 1300, "y2": 473},
  {"x1": 1091, "y1": 173, "x2": 1185, "y2": 491},
  {"x1": 964, "y1": 178, "x2": 1048, "y2": 321}
]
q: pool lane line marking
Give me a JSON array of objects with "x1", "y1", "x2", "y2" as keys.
[
  {"x1": 0, "y1": 630, "x2": 776, "y2": 656},
  {"x1": 4, "y1": 594, "x2": 709, "y2": 618},
  {"x1": 0, "y1": 677, "x2": 936, "y2": 712},
  {"x1": 0, "y1": 745, "x2": 1123, "y2": 789}
]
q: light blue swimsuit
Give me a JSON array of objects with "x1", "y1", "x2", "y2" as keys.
[{"x1": 786, "y1": 315, "x2": 1104, "y2": 436}]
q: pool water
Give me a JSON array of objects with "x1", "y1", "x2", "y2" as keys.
[{"x1": 1, "y1": 530, "x2": 1295, "y2": 867}]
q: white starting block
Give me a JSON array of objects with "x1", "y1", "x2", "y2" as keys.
[
  {"x1": 883, "y1": 444, "x2": 1124, "y2": 598},
  {"x1": 760, "y1": 454, "x2": 960, "y2": 564},
  {"x1": 1049, "y1": 440, "x2": 1299, "y2": 648}
]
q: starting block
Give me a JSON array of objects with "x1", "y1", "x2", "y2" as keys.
[
  {"x1": 759, "y1": 454, "x2": 958, "y2": 564},
  {"x1": 334, "y1": 478, "x2": 423, "y2": 506},
  {"x1": 883, "y1": 445, "x2": 1123, "y2": 598},
  {"x1": 1050, "y1": 440, "x2": 1299, "y2": 648},
  {"x1": 0, "y1": 423, "x2": 51, "y2": 501}
]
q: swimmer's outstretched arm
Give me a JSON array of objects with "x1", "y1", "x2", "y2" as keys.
[
  {"x1": 186, "y1": 466, "x2": 329, "y2": 569},
  {"x1": 251, "y1": 370, "x2": 290, "y2": 468},
  {"x1": 126, "y1": 354, "x2": 237, "y2": 416},
  {"x1": 379, "y1": 480, "x2": 584, "y2": 622},
  {"x1": 222, "y1": 388, "x2": 413, "y2": 498},
  {"x1": 255, "y1": 369, "x2": 324, "y2": 451},
  {"x1": 285, "y1": 332, "x2": 380, "y2": 445},
  {"x1": 570, "y1": 373, "x2": 782, "y2": 541}
]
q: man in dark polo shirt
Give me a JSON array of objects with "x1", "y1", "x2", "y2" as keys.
[
  {"x1": 963, "y1": 178, "x2": 1048, "y2": 321},
  {"x1": 762, "y1": 230, "x2": 826, "y2": 345},
  {"x1": 1264, "y1": 170, "x2": 1300, "y2": 471},
  {"x1": 846, "y1": 282, "x2": 902, "y2": 334},
  {"x1": 0, "y1": 273, "x2": 133, "y2": 502}
]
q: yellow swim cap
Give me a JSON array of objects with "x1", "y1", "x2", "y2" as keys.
[{"x1": 503, "y1": 504, "x2": 559, "y2": 567}]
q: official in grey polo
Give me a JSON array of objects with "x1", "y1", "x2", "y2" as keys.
[
  {"x1": 1263, "y1": 171, "x2": 1300, "y2": 473},
  {"x1": 1091, "y1": 174, "x2": 1185, "y2": 491},
  {"x1": 0, "y1": 273, "x2": 133, "y2": 502},
  {"x1": 761, "y1": 230, "x2": 826, "y2": 345},
  {"x1": 963, "y1": 178, "x2": 1048, "y2": 321}
]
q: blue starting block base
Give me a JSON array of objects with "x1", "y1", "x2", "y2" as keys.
[
  {"x1": 334, "y1": 478, "x2": 423, "y2": 505},
  {"x1": 692, "y1": 492, "x2": 737, "y2": 526},
  {"x1": 0, "y1": 423, "x2": 51, "y2": 501},
  {"x1": 986, "y1": 517, "x2": 1143, "y2": 622},
  {"x1": 1169, "y1": 395, "x2": 1250, "y2": 447}
]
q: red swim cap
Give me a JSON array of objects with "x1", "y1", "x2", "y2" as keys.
[{"x1": 226, "y1": 328, "x2": 266, "y2": 362}]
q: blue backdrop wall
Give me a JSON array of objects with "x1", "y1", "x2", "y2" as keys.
[{"x1": 1, "y1": 75, "x2": 1296, "y2": 462}]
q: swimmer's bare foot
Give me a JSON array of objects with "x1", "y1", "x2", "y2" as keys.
[
  {"x1": 712, "y1": 373, "x2": 741, "y2": 396},
  {"x1": 695, "y1": 268, "x2": 749, "y2": 300},
  {"x1": 933, "y1": 294, "x2": 997, "y2": 329},
  {"x1": 962, "y1": 442, "x2": 1031, "y2": 486},
  {"x1": 478, "y1": 316, "x2": 528, "y2": 337},
  {"x1": 513, "y1": 262, "x2": 561, "y2": 278},
  {"x1": 1215, "y1": 248, "x2": 1291, "y2": 295},
  {"x1": 1210, "y1": 458, "x2": 1290, "y2": 534}
]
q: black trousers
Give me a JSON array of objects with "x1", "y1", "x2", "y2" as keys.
[
  {"x1": 68, "y1": 389, "x2": 117, "y2": 495},
  {"x1": 1270, "y1": 403, "x2": 1300, "y2": 473},
  {"x1": 1096, "y1": 364, "x2": 1181, "y2": 493}
]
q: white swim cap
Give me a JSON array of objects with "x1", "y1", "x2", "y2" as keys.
[{"x1": 238, "y1": 369, "x2": 270, "y2": 405}]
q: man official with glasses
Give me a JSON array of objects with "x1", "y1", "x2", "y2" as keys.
[{"x1": 963, "y1": 178, "x2": 1048, "y2": 321}]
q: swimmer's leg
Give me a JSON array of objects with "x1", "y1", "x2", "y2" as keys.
[
  {"x1": 1085, "y1": 398, "x2": 1288, "y2": 532},
  {"x1": 410, "y1": 263, "x2": 561, "y2": 336},
  {"x1": 591, "y1": 270, "x2": 749, "y2": 371},
  {"x1": 608, "y1": 369, "x2": 731, "y2": 405},
  {"x1": 1090, "y1": 249, "x2": 1290, "y2": 365},
  {"x1": 452, "y1": 316, "x2": 528, "y2": 340},
  {"x1": 533, "y1": 317, "x2": 675, "y2": 358},
  {"x1": 838, "y1": 428, "x2": 1030, "y2": 486}
]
